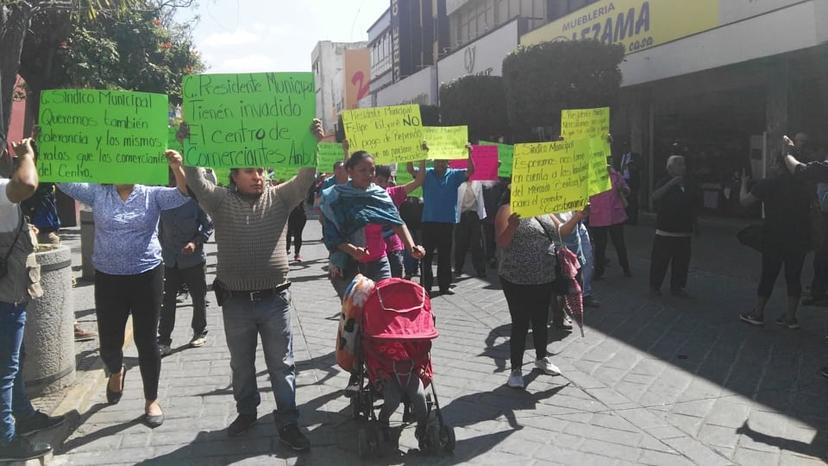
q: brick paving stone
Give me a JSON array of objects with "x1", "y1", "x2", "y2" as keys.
[{"x1": 48, "y1": 221, "x2": 828, "y2": 465}]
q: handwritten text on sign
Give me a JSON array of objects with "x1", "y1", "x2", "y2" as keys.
[
  {"x1": 510, "y1": 141, "x2": 590, "y2": 217},
  {"x1": 342, "y1": 104, "x2": 424, "y2": 164},
  {"x1": 316, "y1": 142, "x2": 344, "y2": 172},
  {"x1": 38, "y1": 90, "x2": 168, "y2": 185},
  {"x1": 182, "y1": 72, "x2": 317, "y2": 172},
  {"x1": 423, "y1": 126, "x2": 468, "y2": 160},
  {"x1": 561, "y1": 107, "x2": 612, "y2": 195}
]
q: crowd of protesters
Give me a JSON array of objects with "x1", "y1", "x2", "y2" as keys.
[{"x1": 4, "y1": 116, "x2": 828, "y2": 461}]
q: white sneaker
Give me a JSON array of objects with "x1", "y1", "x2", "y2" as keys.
[
  {"x1": 535, "y1": 357, "x2": 561, "y2": 376},
  {"x1": 158, "y1": 344, "x2": 172, "y2": 356},
  {"x1": 189, "y1": 334, "x2": 207, "y2": 348},
  {"x1": 507, "y1": 369, "x2": 524, "y2": 389}
]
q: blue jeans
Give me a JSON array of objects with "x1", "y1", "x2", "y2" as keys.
[
  {"x1": 330, "y1": 256, "x2": 392, "y2": 299},
  {"x1": 0, "y1": 302, "x2": 35, "y2": 445},
  {"x1": 222, "y1": 290, "x2": 298, "y2": 428}
]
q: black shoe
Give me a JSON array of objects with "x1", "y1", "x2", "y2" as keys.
[
  {"x1": 144, "y1": 412, "x2": 164, "y2": 429},
  {"x1": 821, "y1": 366, "x2": 828, "y2": 379},
  {"x1": 278, "y1": 424, "x2": 310, "y2": 452},
  {"x1": 0, "y1": 436, "x2": 52, "y2": 461},
  {"x1": 441, "y1": 289, "x2": 455, "y2": 296},
  {"x1": 15, "y1": 411, "x2": 66, "y2": 436},
  {"x1": 227, "y1": 413, "x2": 258, "y2": 437},
  {"x1": 106, "y1": 370, "x2": 124, "y2": 405}
]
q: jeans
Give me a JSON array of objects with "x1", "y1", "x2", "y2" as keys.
[
  {"x1": 158, "y1": 263, "x2": 208, "y2": 346},
  {"x1": 0, "y1": 302, "x2": 35, "y2": 445},
  {"x1": 421, "y1": 222, "x2": 454, "y2": 293},
  {"x1": 649, "y1": 235, "x2": 692, "y2": 292},
  {"x1": 222, "y1": 290, "x2": 298, "y2": 427},
  {"x1": 95, "y1": 266, "x2": 164, "y2": 400},
  {"x1": 403, "y1": 228, "x2": 421, "y2": 277},
  {"x1": 387, "y1": 250, "x2": 404, "y2": 278},
  {"x1": 330, "y1": 256, "x2": 392, "y2": 299},
  {"x1": 454, "y1": 211, "x2": 485, "y2": 275},
  {"x1": 500, "y1": 278, "x2": 553, "y2": 370},
  {"x1": 564, "y1": 227, "x2": 594, "y2": 297}
]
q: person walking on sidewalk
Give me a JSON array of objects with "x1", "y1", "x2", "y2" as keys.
[
  {"x1": 454, "y1": 179, "x2": 487, "y2": 278},
  {"x1": 0, "y1": 139, "x2": 65, "y2": 462},
  {"x1": 739, "y1": 162, "x2": 811, "y2": 329},
  {"x1": 495, "y1": 190, "x2": 562, "y2": 389},
  {"x1": 415, "y1": 149, "x2": 475, "y2": 296},
  {"x1": 589, "y1": 164, "x2": 632, "y2": 279},
  {"x1": 286, "y1": 202, "x2": 307, "y2": 263},
  {"x1": 58, "y1": 151, "x2": 189, "y2": 429},
  {"x1": 649, "y1": 155, "x2": 700, "y2": 297},
  {"x1": 373, "y1": 162, "x2": 426, "y2": 278},
  {"x1": 157, "y1": 189, "x2": 213, "y2": 356},
  {"x1": 181, "y1": 120, "x2": 324, "y2": 452}
]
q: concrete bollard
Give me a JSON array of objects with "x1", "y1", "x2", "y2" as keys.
[{"x1": 22, "y1": 245, "x2": 75, "y2": 396}]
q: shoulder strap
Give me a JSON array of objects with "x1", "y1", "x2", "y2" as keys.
[
  {"x1": 3, "y1": 207, "x2": 26, "y2": 263},
  {"x1": 533, "y1": 216, "x2": 560, "y2": 243}
]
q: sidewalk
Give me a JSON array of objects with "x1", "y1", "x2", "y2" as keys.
[{"x1": 44, "y1": 221, "x2": 828, "y2": 465}]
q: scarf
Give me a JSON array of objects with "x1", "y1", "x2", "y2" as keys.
[{"x1": 320, "y1": 181, "x2": 404, "y2": 269}]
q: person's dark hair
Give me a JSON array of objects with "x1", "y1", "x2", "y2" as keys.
[
  {"x1": 333, "y1": 161, "x2": 344, "y2": 171},
  {"x1": 345, "y1": 150, "x2": 373, "y2": 170},
  {"x1": 375, "y1": 165, "x2": 392, "y2": 179}
]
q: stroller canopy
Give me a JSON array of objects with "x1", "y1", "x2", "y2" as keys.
[{"x1": 362, "y1": 278, "x2": 439, "y2": 341}]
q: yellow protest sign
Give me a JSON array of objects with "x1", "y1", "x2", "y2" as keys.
[
  {"x1": 510, "y1": 141, "x2": 590, "y2": 217},
  {"x1": 423, "y1": 126, "x2": 468, "y2": 160},
  {"x1": 562, "y1": 107, "x2": 612, "y2": 196},
  {"x1": 342, "y1": 104, "x2": 424, "y2": 164}
]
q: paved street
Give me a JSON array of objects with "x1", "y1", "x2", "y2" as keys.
[{"x1": 47, "y1": 219, "x2": 828, "y2": 465}]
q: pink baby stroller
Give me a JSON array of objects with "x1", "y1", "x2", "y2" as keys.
[{"x1": 350, "y1": 277, "x2": 455, "y2": 458}]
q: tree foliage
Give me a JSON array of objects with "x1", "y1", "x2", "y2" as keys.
[
  {"x1": 440, "y1": 75, "x2": 508, "y2": 142},
  {"x1": 502, "y1": 40, "x2": 624, "y2": 140}
]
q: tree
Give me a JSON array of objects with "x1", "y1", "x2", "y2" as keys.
[
  {"x1": 502, "y1": 40, "x2": 625, "y2": 141},
  {"x1": 0, "y1": 0, "x2": 195, "y2": 143},
  {"x1": 440, "y1": 75, "x2": 508, "y2": 142}
]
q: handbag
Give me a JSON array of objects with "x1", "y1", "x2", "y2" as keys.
[
  {"x1": 0, "y1": 208, "x2": 26, "y2": 280},
  {"x1": 736, "y1": 224, "x2": 763, "y2": 253},
  {"x1": 533, "y1": 217, "x2": 575, "y2": 295}
]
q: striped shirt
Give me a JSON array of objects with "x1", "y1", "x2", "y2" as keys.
[{"x1": 184, "y1": 167, "x2": 315, "y2": 291}]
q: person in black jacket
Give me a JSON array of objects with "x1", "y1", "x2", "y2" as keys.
[{"x1": 649, "y1": 156, "x2": 700, "y2": 297}]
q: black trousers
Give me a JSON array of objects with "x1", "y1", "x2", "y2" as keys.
[
  {"x1": 811, "y1": 249, "x2": 828, "y2": 299},
  {"x1": 500, "y1": 277, "x2": 553, "y2": 370},
  {"x1": 94, "y1": 265, "x2": 164, "y2": 400},
  {"x1": 483, "y1": 221, "x2": 496, "y2": 262},
  {"x1": 158, "y1": 262, "x2": 208, "y2": 346},
  {"x1": 590, "y1": 224, "x2": 630, "y2": 276},
  {"x1": 286, "y1": 207, "x2": 307, "y2": 255},
  {"x1": 649, "y1": 235, "x2": 691, "y2": 291},
  {"x1": 454, "y1": 211, "x2": 485, "y2": 275},
  {"x1": 421, "y1": 222, "x2": 454, "y2": 293},
  {"x1": 758, "y1": 246, "x2": 807, "y2": 298}
]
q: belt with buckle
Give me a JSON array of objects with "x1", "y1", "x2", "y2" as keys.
[{"x1": 228, "y1": 282, "x2": 291, "y2": 302}]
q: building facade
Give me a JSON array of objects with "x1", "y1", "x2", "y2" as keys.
[
  {"x1": 312, "y1": 41, "x2": 368, "y2": 134},
  {"x1": 523, "y1": 0, "x2": 828, "y2": 214}
]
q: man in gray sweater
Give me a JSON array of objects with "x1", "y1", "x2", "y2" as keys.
[{"x1": 182, "y1": 120, "x2": 323, "y2": 451}]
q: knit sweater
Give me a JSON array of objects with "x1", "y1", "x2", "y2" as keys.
[{"x1": 184, "y1": 167, "x2": 315, "y2": 290}]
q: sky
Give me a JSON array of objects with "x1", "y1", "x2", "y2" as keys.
[{"x1": 180, "y1": 0, "x2": 391, "y2": 73}]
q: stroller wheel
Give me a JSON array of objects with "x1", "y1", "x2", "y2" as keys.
[{"x1": 440, "y1": 424, "x2": 456, "y2": 454}]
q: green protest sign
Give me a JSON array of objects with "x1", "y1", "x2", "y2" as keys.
[
  {"x1": 38, "y1": 89, "x2": 168, "y2": 185},
  {"x1": 182, "y1": 72, "x2": 317, "y2": 172},
  {"x1": 481, "y1": 140, "x2": 513, "y2": 178},
  {"x1": 317, "y1": 142, "x2": 344, "y2": 173},
  {"x1": 561, "y1": 107, "x2": 612, "y2": 195}
]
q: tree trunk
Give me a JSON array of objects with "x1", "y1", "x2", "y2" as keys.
[{"x1": 0, "y1": 4, "x2": 35, "y2": 143}]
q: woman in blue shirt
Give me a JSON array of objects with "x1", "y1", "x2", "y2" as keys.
[{"x1": 58, "y1": 151, "x2": 189, "y2": 428}]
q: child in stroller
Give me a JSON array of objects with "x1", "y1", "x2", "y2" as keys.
[{"x1": 337, "y1": 275, "x2": 455, "y2": 458}]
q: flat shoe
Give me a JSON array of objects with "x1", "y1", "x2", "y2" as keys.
[
  {"x1": 144, "y1": 412, "x2": 164, "y2": 428},
  {"x1": 739, "y1": 312, "x2": 763, "y2": 326}
]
